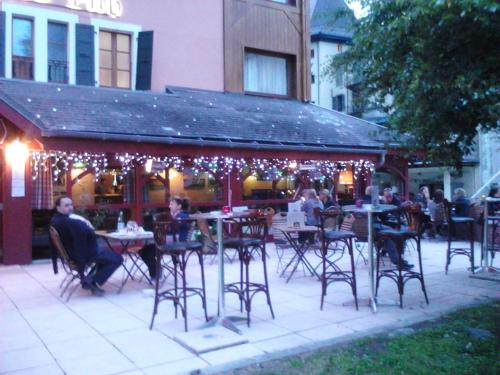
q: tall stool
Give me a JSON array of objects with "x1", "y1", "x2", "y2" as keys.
[
  {"x1": 150, "y1": 220, "x2": 208, "y2": 332},
  {"x1": 318, "y1": 210, "x2": 358, "y2": 310},
  {"x1": 444, "y1": 200, "x2": 476, "y2": 274},
  {"x1": 224, "y1": 215, "x2": 274, "y2": 327},
  {"x1": 375, "y1": 205, "x2": 429, "y2": 308}
]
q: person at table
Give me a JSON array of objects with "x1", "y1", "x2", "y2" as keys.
[
  {"x1": 374, "y1": 189, "x2": 413, "y2": 269},
  {"x1": 319, "y1": 189, "x2": 335, "y2": 209},
  {"x1": 382, "y1": 188, "x2": 401, "y2": 206},
  {"x1": 427, "y1": 189, "x2": 445, "y2": 238},
  {"x1": 140, "y1": 197, "x2": 191, "y2": 279},
  {"x1": 487, "y1": 184, "x2": 500, "y2": 213},
  {"x1": 452, "y1": 188, "x2": 470, "y2": 217},
  {"x1": 361, "y1": 186, "x2": 379, "y2": 204},
  {"x1": 415, "y1": 186, "x2": 430, "y2": 209},
  {"x1": 299, "y1": 189, "x2": 323, "y2": 243},
  {"x1": 50, "y1": 197, "x2": 123, "y2": 296}
]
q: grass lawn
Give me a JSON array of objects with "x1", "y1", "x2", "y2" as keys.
[{"x1": 224, "y1": 300, "x2": 499, "y2": 375}]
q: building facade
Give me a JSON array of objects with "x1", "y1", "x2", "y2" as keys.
[{"x1": 0, "y1": 0, "x2": 401, "y2": 265}]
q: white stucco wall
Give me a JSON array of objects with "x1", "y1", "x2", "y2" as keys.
[{"x1": 310, "y1": 40, "x2": 351, "y2": 111}]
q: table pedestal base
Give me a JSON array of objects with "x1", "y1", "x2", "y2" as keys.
[
  {"x1": 343, "y1": 296, "x2": 399, "y2": 312},
  {"x1": 199, "y1": 315, "x2": 248, "y2": 334},
  {"x1": 469, "y1": 266, "x2": 500, "y2": 282}
]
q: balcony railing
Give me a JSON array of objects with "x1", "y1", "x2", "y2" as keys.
[
  {"x1": 12, "y1": 56, "x2": 34, "y2": 80},
  {"x1": 48, "y1": 60, "x2": 68, "y2": 83}
]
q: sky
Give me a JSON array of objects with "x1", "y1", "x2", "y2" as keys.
[{"x1": 346, "y1": 0, "x2": 369, "y2": 18}]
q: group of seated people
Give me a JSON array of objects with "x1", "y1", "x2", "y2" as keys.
[{"x1": 51, "y1": 196, "x2": 217, "y2": 296}]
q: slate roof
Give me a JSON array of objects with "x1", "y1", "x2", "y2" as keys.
[
  {"x1": 311, "y1": 0, "x2": 354, "y2": 41},
  {"x1": 0, "y1": 79, "x2": 388, "y2": 153}
]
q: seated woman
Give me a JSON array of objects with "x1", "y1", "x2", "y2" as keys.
[
  {"x1": 427, "y1": 189, "x2": 445, "y2": 238},
  {"x1": 139, "y1": 197, "x2": 192, "y2": 279}
]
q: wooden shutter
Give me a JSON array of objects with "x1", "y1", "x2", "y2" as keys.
[
  {"x1": 135, "y1": 31, "x2": 154, "y2": 91},
  {"x1": 75, "y1": 24, "x2": 95, "y2": 86},
  {"x1": 0, "y1": 11, "x2": 6, "y2": 78}
]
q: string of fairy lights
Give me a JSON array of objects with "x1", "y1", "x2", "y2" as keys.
[{"x1": 31, "y1": 151, "x2": 376, "y2": 183}]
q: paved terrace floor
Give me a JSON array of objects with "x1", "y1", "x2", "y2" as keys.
[{"x1": 1, "y1": 239, "x2": 498, "y2": 375}]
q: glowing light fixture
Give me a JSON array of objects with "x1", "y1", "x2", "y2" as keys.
[
  {"x1": 339, "y1": 170, "x2": 353, "y2": 185},
  {"x1": 6, "y1": 139, "x2": 29, "y2": 165}
]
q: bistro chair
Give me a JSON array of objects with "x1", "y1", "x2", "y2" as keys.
[
  {"x1": 270, "y1": 212, "x2": 295, "y2": 274},
  {"x1": 351, "y1": 213, "x2": 369, "y2": 265},
  {"x1": 149, "y1": 220, "x2": 208, "y2": 332},
  {"x1": 49, "y1": 226, "x2": 96, "y2": 302},
  {"x1": 443, "y1": 200, "x2": 477, "y2": 274},
  {"x1": 375, "y1": 205, "x2": 429, "y2": 308},
  {"x1": 224, "y1": 215, "x2": 275, "y2": 327},
  {"x1": 318, "y1": 210, "x2": 358, "y2": 310}
]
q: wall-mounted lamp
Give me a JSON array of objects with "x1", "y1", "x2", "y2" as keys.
[
  {"x1": 6, "y1": 138, "x2": 29, "y2": 165},
  {"x1": 6, "y1": 139, "x2": 29, "y2": 197}
]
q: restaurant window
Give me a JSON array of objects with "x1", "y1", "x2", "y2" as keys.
[
  {"x1": 242, "y1": 167, "x2": 298, "y2": 201},
  {"x1": 48, "y1": 22, "x2": 68, "y2": 83},
  {"x1": 12, "y1": 17, "x2": 34, "y2": 80},
  {"x1": 332, "y1": 94, "x2": 345, "y2": 112},
  {"x1": 336, "y1": 166, "x2": 354, "y2": 202},
  {"x1": 71, "y1": 166, "x2": 134, "y2": 206},
  {"x1": 244, "y1": 51, "x2": 290, "y2": 96},
  {"x1": 99, "y1": 31, "x2": 131, "y2": 89},
  {"x1": 143, "y1": 168, "x2": 223, "y2": 204}
]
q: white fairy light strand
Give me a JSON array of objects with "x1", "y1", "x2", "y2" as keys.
[{"x1": 30, "y1": 151, "x2": 375, "y2": 182}]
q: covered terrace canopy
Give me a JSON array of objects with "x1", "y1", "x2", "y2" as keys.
[{"x1": 0, "y1": 79, "x2": 393, "y2": 264}]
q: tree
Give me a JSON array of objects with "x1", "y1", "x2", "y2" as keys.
[{"x1": 329, "y1": 0, "x2": 500, "y2": 166}]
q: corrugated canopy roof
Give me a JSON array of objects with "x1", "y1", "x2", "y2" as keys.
[{"x1": 0, "y1": 79, "x2": 389, "y2": 153}]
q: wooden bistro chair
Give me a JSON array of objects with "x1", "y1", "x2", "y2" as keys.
[
  {"x1": 49, "y1": 226, "x2": 95, "y2": 302},
  {"x1": 149, "y1": 220, "x2": 208, "y2": 332},
  {"x1": 224, "y1": 214, "x2": 275, "y2": 327},
  {"x1": 443, "y1": 200, "x2": 477, "y2": 274},
  {"x1": 375, "y1": 205, "x2": 429, "y2": 308},
  {"x1": 318, "y1": 210, "x2": 358, "y2": 310}
]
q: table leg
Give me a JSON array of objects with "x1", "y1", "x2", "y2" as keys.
[
  {"x1": 199, "y1": 217, "x2": 246, "y2": 334},
  {"x1": 368, "y1": 212, "x2": 377, "y2": 312}
]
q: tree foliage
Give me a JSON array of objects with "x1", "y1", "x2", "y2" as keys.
[{"x1": 330, "y1": 0, "x2": 500, "y2": 166}]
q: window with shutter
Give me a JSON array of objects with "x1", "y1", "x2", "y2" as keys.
[{"x1": 99, "y1": 31, "x2": 131, "y2": 89}]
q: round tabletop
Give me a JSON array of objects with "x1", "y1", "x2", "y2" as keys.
[{"x1": 343, "y1": 204, "x2": 397, "y2": 213}]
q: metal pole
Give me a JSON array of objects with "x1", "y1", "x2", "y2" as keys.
[
  {"x1": 217, "y1": 217, "x2": 225, "y2": 318},
  {"x1": 482, "y1": 197, "x2": 489, "y2": 269},
  {"x1": 368, "y1": 211, "x2": 376, "y2": 312}
]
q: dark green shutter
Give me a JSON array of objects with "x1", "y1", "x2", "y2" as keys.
[
  {"x1": 75, "y1": 24, "x2": 95, "y2": 86},
  {"x1": 136, "y1": 31, "x2": 154, "y2": 91},
  {"x1": 0, "y1": 11, "x2": 6, "y2": 78}
]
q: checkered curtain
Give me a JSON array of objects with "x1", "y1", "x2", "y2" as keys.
[{"x1": 32, "y1": 158, "x2": 54, "y2": 209}]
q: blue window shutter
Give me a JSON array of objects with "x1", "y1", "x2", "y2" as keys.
[
  {"x1": 135, "y1": 31, "x2": 154, "y2": 91},
  {"x1": 0, "y1": 11, "x2": 6, "y2": 78},
  {"x1": 75, "y1": 24, "x2": 95, "y2": 86}
]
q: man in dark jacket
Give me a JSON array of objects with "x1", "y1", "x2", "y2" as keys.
[{"x1": 50, "y1": 197, "x2": 122, "y2": 295}]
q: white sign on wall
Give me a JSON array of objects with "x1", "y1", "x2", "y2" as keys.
[{"x1": 26, "y1": 0, "x2": 123, "y2": 18}]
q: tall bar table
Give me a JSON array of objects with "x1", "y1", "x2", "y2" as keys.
[
  {"x1": 343, "y1": 204, "x2": 397, "y2": 312},
  {"x1": 471, "y1": 197, "x2": 500, "y2": 282},
  {"x1": 190, "y1": 210, "x2": 253, "y2": 334}
]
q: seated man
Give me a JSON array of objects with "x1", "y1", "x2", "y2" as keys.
[
  {"x1": 452, "y1": 187, "x2": 470, "y2": 217},
  {"x1": 376, "y1": 189, "x2": 413, "y2": 270},
  {"x1": 51, "y1": 196, "x2": 123, "y2": 296}
]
